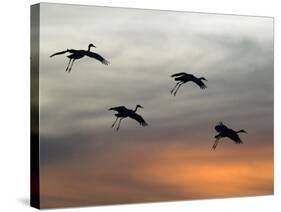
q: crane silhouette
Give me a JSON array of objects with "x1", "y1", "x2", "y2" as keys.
[
  {"x1": 170, "y1": 72, "x2": 207, "y2": 96},
  {"x1": 212, "y1": 122, "x2": 247, "y2": 150},
  {"x1": 109, "y1": 105, "x2": 148, "y2": 131},
  {"x1": 50, "y1": 43, "x2": 110, "y2": 72}
]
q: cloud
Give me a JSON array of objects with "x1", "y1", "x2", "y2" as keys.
[{"x1": 40, "y1": 140, "x2": 273, "y2": 208}]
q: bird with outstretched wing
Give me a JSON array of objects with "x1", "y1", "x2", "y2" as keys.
[
  {"x1": 170, "y1": 72, "x2": 207, "y2": 96},
  {"x1": 50, "y1": 43, "x2": 109, "y2": 72},
  {"x1": 109, "y1": 105, "x2": 148, "y2": 131}
]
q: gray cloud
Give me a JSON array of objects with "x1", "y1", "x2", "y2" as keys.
[
  {"x1": 39, "y1": 3, "x2": 273, "y2": 148},
  {"x1": 39, "y1": 3, "x2": 273, "y2": 144}
]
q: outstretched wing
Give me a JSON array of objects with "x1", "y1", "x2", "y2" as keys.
[
  {"x1": 193, "y1": 77, "x2": 207, "y2": 89},
  {"x1": 50, "y1": 49, "x2": 80, "y2": 58},
  {"x1": 129, "y1": 113, "x2": 148, "y2": 126},
  {"x1": 228, "y1": 129, "x2": 243, "y2": 144},
  {"x1": 86, "y1": 51, "x2": 110, "y2": 65},
  {"x1": 171, "y1": 72, "x2": 189, "y2": 78},
  {"x1": 109, "y1": 106, "x2": 127, "y2": 113},
  {"x1": 50, "y1": 50, "x2": 70, "y2": 58}
]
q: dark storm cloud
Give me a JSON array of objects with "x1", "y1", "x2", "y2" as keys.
[{"x1": 40, "y1": 133, "x2": 95, "y2": 164}]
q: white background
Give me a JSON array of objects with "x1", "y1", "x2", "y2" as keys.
[{"x1": 0, "y1": 0, "x2": 279, "y2": 211}]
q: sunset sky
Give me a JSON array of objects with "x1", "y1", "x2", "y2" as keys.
[{"x1": 38, "y1": 3, "x2": 273, "y2": 208}]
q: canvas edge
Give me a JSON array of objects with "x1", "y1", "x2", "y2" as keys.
[
  {"x1": 30, "y1": 3, "x2": 40, "y2": 209},
  {"x1": 38, "y1": 2, "x2": 274, "y2": 19}
]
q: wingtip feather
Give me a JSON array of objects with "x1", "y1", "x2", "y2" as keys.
[
  {"x1": 142, "y1": 122, "x2": 148, "y2": 127},
  {"x1": 102, "y1": 59, "x2": 110, "y2": 65}
]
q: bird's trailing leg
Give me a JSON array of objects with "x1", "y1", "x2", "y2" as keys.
[
  {"x1": 111, "y1": 117, "x2": 119, "y2": 128},
  {"x1": 170, "y1": 82, "x2": 181, "y2": 94},
  {"x1": 173, "y1": 82, "x2": 184, "y2": 96},
  {"x1": 116, "y1": 118, "x2": 123, "y2": 131},
  {"x1": 68, "y1": 59, "x2": 75, "y2": 72},
  {"x1": 212, "y1": 138, "x2": 220, "y2": 150},
  {"x1": 65, "y1": 59, "x2": 72, "y2": 72}
]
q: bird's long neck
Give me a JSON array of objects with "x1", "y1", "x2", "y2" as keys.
[
  {"x1": 134, "y1": 106, "x2": 139, "y2": 112},
  {"x1": 87, "y1": 45, "x2": 91, "y2": 51},
  {"x1": 236, "y1": 130, "x2": 244, "y2": 134}
]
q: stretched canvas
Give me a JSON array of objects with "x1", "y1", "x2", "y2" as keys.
[{"x1": 31, "y1": 3, "x2": 274, "y2": 209}]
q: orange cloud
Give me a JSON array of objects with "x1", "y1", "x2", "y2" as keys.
[{"x1": 39, "y1": 137, "x2": 273, "y2": 208}]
